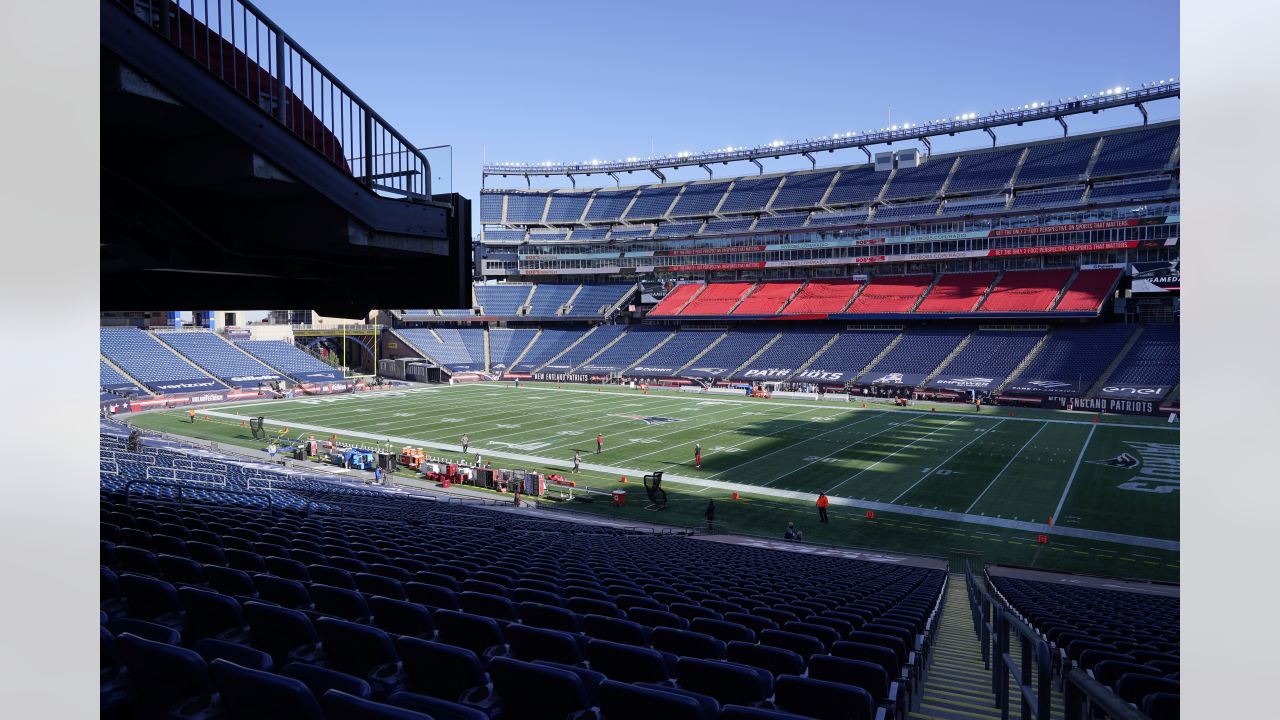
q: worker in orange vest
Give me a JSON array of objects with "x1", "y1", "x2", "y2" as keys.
[{"x1": 816, "y1": 492, "x2": 830, "y2": 524}]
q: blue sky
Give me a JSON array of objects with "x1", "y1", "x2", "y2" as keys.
[{"x1": 254, "y1": 0, "x2": 1178, "y2": 220}]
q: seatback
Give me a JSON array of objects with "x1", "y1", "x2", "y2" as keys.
[
  {"x1": 116, "y1": 632, "x2": 214, "y2": 720},
  {"x1": 597, "y1": 679, "x2": 710, "y2": 720},
  {"x1": 395, "y1": 636, "x2": 486, "y2": 702},
  {"x1": 774, "y1": 674, "x2": 875, "y2": 720},
  {"x1": 586, "y1": 638, "x2": 671, "y2": 683},
  {"x1": 487, "y1": 657, "x2": 592, "y2": 720},
  {"x1": 675, "y1": 657, "x2": 773, "y2": 706},
  {"x1": 209, "y1": 658, "x2": 324, "y2": 720}
]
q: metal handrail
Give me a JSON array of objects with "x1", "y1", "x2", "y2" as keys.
[
  {"x1": 966, "y1": 563, "x2": 1053, "y2": 720},
  {"x1": 118, "y1": 0, "x2": 432, "y2": 200},
  {"x1": 1062, "y1": 669, "x2": 1149, "y2": 720}
]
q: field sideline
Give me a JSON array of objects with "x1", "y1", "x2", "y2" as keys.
[{"x1": 126, "y1": 382, "x2": 1180, "y2": 580}]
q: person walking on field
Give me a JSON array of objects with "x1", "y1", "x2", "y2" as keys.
[
  {"x1": 694, "y1": 443, "x2": 702, "y2": 469},
  {"x1": 816, "y1": 492, "x2": 829, "y2": 523},
  {"x1": 596, "y1": 434, "x2": 604, "y2": 454},
  {"x1": 572, "y1": 450, "x2": 581, "y2": 474},
  {"x1": 187, "y1": 408, "x2": 197, "y2": 423},
  {"x1": 460, "y1": 434, "x2": 470, "y2": 454},
  {"x1": 704, "y1": 499, "x2": 715, "y2": 532}
]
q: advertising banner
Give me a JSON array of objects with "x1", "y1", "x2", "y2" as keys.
[
  {"x1": 228, "y1": 374, "x2": 285, "y2": 388},
  {"x1": 150, "y1": 378, "x2": 225, "y2": 392},
  {"x1": 1067, "y1": 396, "x2": 1165, "y2": 416},
  {"x1": 735, "y1": 366, "x2": 800, "y2": 380},
  {"x1": 865, "y1": 371, "x2": 929, "y2": 387},
  {"x1": 1129, "y1": 260, "x2": 1180, "y2": 294},
  {"x1": 625, "y1": 365, "x2": 679, "y2": 376},
  {"x1": 681, "y1": 367, "x2": 730, "y2": 379},
  {"x1": 668, "y1": 261, "x2": 766, "y2": 272},
  {"x1": 988, "y1": 219, "x2": 1141, "y2": 237},
  {"x1": 928, "y1": 375, "x2": 1006, "y2": 390},
  {"x1": 1094, "y1": 384, "x2": 1171, "y2": 400},
  {"x1": 297, "y1": 370, "x2": 344, "y2": 381},
  {"x1": 792, "y1": 368, "x2": 853, "y2": 384},
  {"x1": 662, "y1": 244, "x2": 766, "y2": 256},
  {"x1": 1005, "y1": 378, "x2": 1085, "y2": 396}
]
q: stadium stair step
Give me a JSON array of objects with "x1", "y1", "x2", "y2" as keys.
[
  {"x1": 970, "y1": 271, "x2": 1004, "y2": 311},
  {"x1": 921, "y1": 329, "x2": 977, "y2": 386},
  {"x1": 1082, "y1": 136, "x2": 1106, "y2": 181},
  {"x1": 839, "y1": 280, "x2": 870, "y2": 313},
  {"x1": 674, "y1": 331, "x2": 730, "y2": 374},
  {"x1": 672, "y1": 284, "x2": 708, "y2": 316},
  {"x1": 909, "y1": 274, "x2": 943, "y2": 313},
  {"x1": 601, "y1": 283, "x2": 640, "y2": 318},
  {"x1": 775, "y1": 280, "x2": 809, "y2": 314},
  {"x1": 711, "y1": 180, "x2": 735, "y2": 215},
  {"x1": 786, "y1": 331, "x2": 843, "y2": 380},
  {"x1": 916, "y1": 575, "x2": 1064, "y2": 720},
  {"x1": 875, "y1": 166, "x2": 896, "y2": 203},
  {"x1": 622, "y1": 331, "x2": 677, "y2": 373},
  {"x1": 937, "y1": 156, "x2": 964, "y2": 197},
  {"x1": 99, "y1": 354, "x2": 156, "y2": 396},
  {"x1": 761, "y1": 176, "x2": 788, "y2": 212},
  {"x1": 724, "y1": 283, "x2": 760, "y2": 315},
  {"x1": 728, "y1": 332, "x2": 783, "y2": 377},
  {"x1": 557, "y1": 284, "x2": 585, "y2": 316},
  {"x1": 505, "y1": 328, "x2": 542, "y2": 371},
  {"x1": 853, "y1": 329, "x2": 906, "y2": 382},
  {"x1": 1084, "y1": 325, "x2": 1146, "y2": 398},
  {"x1": 571, "y1": 328, "x2": 629, "y2": 372},
  {"x1": 815, "y1": 169, "x2": 843, "y2": 211},
  {"x1": 1006, "y1": 147, "x2": 1031, "y2": 188},
  {"x1": 519, "y1": 284, "x2": 537, "y2": 316},
  {"x1": 388, "y1": 328, "x2": 444, "y2": 370},
  {"x1": 534, "y1": 325, "x2": 599, "y2": 373},
  {"x1": 994, "y1": 328, "x2": 1054, "y2": 394},
  {"x1": 149, "y1": 331, "x2": 228, "y2": 386},
  {"x1": 1046, "y1": 268, "x2": 1081, "y2": 311}
]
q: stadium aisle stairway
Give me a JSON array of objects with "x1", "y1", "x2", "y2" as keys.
[{"x1": 914, "y1": 575, "x2": 1062, "y2": 720}]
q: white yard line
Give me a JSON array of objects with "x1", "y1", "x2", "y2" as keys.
[
  {"x1": 826, "y1": 416, "x2": 969, "y2": 495},
  {"x1": 964, "y1": 422, "x2": 1051, "y2": 513},
  {"x1": 760, "y1": 415, "x2": 924, "y2": 487},
  {"x1": 624, "y1": 405, "x2": 821, "y2": 464},
  {"x1": 890, "y1": 418, "x2": 1007, "y2": 503},
  {"x1": 1052, "y1": 423, "x2": 1098, "y2": 522},
  {"x1": 711, "y1": 413, "x2": 886, "y2": 481}
]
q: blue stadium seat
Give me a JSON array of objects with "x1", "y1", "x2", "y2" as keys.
[
  {"x1": 486, "y1": 657, "x2": 592, "y2": 720},
  {"x1": 434, "y1": 609, "x2": 507, "y2": 657},
  {"x1": 586, "y1": 638, "x2": 672, "y2": 683},
  {"x1": 675, "y1": 657, "x2": 773, "y2": 706},
  {"x1": 320, "y1": 690, "x2": 434, "y2": 719},
  {"x1": 597, "y1": 679, "x2": 711, "y2": 720},
  {"x1": 193, "y1": 637, "x2": 273, "y2": 671},
  {"x1": 244, "y1": 601, "x2": 323, "y2": 667},
  {"x1": 652, "y1": 627, "x2": 727, "y2": 660},
  {"x1": 396, "y1": 636, "x2": 487, "y2": 702},
  {"x1": 774, "y1": 674, "x2": 877, "y2": 720},
  {"x1": 281, "y1": 662, "x2": 373, "y2": 701},
  {"x1": 726, "y1": 641, "x2": 804, "y2": 679},
  {"x1": 504, "y1": 623, "x2": 586, "y2": 665},
  {"x1": 209, "y1": 658, "x2": 324, "y2": 720},
  {"x1": 385, "y1": 691, "x2": 490, "y2": 720},
  {"x1": 115, "y1": 632, "x2": 215, "y2": 720},
  {"x1": 370, "y1": 596, "x2": 436, "y2": 639}
]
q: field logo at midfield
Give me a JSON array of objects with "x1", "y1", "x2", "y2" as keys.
[
  {"x1": 611, "y1": 413, "x2": 682, "y2": 426},
  {"x1": 1090, "y1": 443, "x2": 1179, "y2": 494}
]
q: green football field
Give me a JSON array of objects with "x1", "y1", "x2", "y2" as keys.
[{"x1": 126, "y1": 382, "x2": 1180, "y2": 581}]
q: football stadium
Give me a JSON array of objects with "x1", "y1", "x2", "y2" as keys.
[{"x1": 96, "y1": 2, "x2": 1186, "y2": 719}]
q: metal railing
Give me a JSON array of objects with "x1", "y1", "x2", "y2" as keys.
[
  {"x1": 123, "y1": 478, "x2": 277, "y2": 514},
  {"x1": 1062, "y1": 669, "x2": 1148, "y2": 720},
  {"x1": 120, "y1": 0, "x2": 432, "y2": 200},
  {"x1": 966, "y1": 563, "x2": 1054, "y2": 720}
]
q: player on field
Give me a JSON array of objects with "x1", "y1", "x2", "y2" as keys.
[
  {"x1": 460, "y1": 434, "x2": 470, "y2": 453},
  {"x1": 572, "y1": 450, "x2": 581, "y2": 474},
  {"x1": 694, "y1": 443, "x2": 702, "y2": 469},
  {"x1": 596, "y1": 433, "x2": 604, "y2": 454}
]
